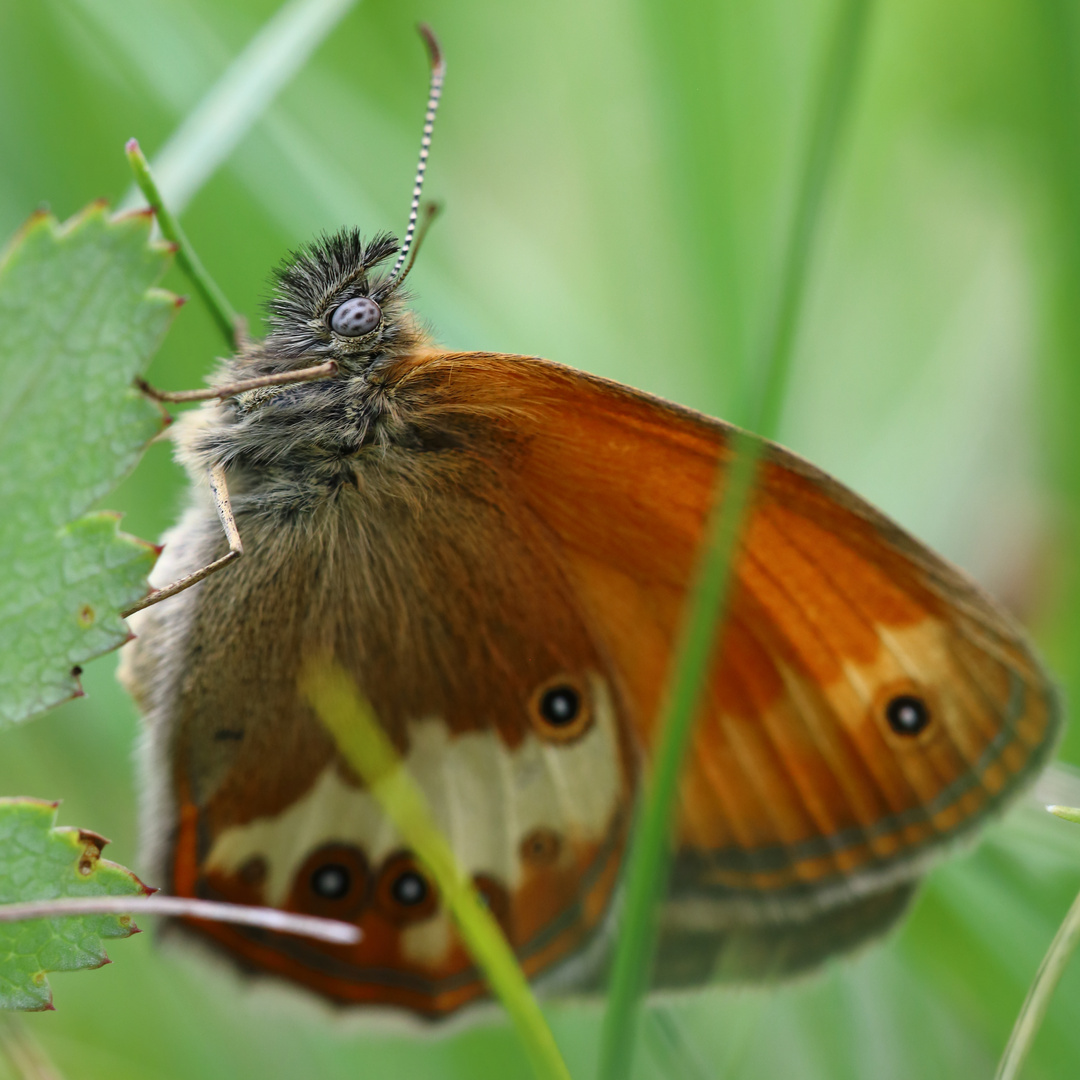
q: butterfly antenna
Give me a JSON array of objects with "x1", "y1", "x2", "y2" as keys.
[
  {"x1": 386, "y1": 25, "x2": 445, "y2": 287},
  {"x1": 397, "y1": 201, "x2": 442, "y2": 285}
]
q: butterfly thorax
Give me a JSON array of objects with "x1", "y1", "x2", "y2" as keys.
[{"x1": 173, "y1": 231, "x2": 445, "y2": 516}]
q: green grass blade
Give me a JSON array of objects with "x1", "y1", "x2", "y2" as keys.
[
  {"x1": 597, "y1": 2, "x2": 874, "y2": 1076},
  {"x1": 996, "y1": 883, "x2": 1080, "y2": 1080},
  {"x1": 596, "y1": 436, "x2": 760, "y2": 1080},
  {"x1": 1048, "y1": 805, "x2": 1080, "y2": 826},
  {"x1": 301, "y1": 660, "x2": 573, "y2": 1080},
  {"x1": 125, "y1": 139, "x2": 240, "y2": 349},
  {"x1": 751, "y1": 0, "x2": 874, "y2": 439},
  {"x1": 119, "y1": 0, "x2": 361, "y2": 216},
  {"x1": 643, "y1": 1007, "x2": 715, "y2": 1080},
  {"x1": 996, "y1": 807, "x2": 1080, "y2": 1079}
]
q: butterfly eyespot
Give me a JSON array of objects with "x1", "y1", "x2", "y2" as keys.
[
  {"x1": 529, "y1": 675, "x2": 593, "y2": 742},
  {"x1": 520, "y1": 827, "x2": 562, "y2": 866},
  {"x1": 330, "y1": 296, "x2": 381, "y2": 337},
  {"x1": 885, "y1": 694, "x2": 931, "y2": 736},
  {"x1": 312, "y1": 863, "x2": 351, "y2": 900},
  {"x1": 541, "y1": 687, "x2": 579, "y2": 724},
  {"x1": 291, "y1": 844, "x2": 370, "y2": 919},
  {"x1": 376, "y1": 852, "x2": 439, "y2": 923},
  {"x1": 392, "y1": 870, "x2": 427, "y2": 906}
]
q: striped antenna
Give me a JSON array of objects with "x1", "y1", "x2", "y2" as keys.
[{"x1": 386, "y1": 25, "x2": 445, "y2": 287}]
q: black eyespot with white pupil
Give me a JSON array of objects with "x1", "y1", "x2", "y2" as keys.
[
  {"x1": 886, "y1": 694, "x2": 930, "y2": 736},
  {"x1": 310, "y1": 863, "x2": 351, "y2": 900},
  {"x1": 539, "y1": 685, "x2": 580, "y2": 726},
  {"x1": 331, "y1": 296, "x2": 381, "y2": 337},
  {"x1": 391, "y1": 870, "x2": 428, "y2": 907}
]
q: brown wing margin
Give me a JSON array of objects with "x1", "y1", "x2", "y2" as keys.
[{"x1": 384, "y1": 351, "x2": 1060, "y2": 932}]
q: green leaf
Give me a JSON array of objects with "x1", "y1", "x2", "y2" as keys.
[
  {"x1": 0, "y1": 203, "x2": 178, "y2": 726},
  {"x1": 0, "y1": 798, "x2": 151, "y2": 1011}
]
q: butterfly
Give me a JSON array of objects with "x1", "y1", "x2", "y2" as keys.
[{"x1": 117, "y1": 27, "x2": 1060, "y2": 1018}]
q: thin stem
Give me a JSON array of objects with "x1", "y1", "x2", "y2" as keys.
[
  {"x1": 0, "y1": 895, "x2": 360, "y2": 944},
  {"x1": 125, "y1": 138, "x2": 241, "y2": 350},
  {"x1": 995, "y1": 806, "x2": 1080, "y2": 1079},
  {"x1": 596, "y1": 2, "x2": 874, "y2": 1076},
  {"x1": 996, "y1": 883, "x2": 1080, "y2": 1080},
  {"x1": 302, "y1": 662, "x2": 572, "y2": 1080}
]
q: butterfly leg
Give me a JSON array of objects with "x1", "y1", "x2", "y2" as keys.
[
  {"x1": 136, "y1": 359, "x2": 338, "y2": 403},
  {"x1": 122, "y1": 464, "x2": 242, "y2": 617}
]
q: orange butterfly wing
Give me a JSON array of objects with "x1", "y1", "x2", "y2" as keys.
[
  {"x1": 127, "y1": 346, "x2": 1058, "y2": 1012},
  {"x1": 385, "y1": 350, "x2": 1059, "y2": 948}
]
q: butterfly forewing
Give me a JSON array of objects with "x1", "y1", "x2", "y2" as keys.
[{"x1": 385, "y1": 352, "x2": 1058, "y2": 926}]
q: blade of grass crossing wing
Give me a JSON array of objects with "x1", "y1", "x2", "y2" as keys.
[
  {"x1": 597, "y1": 2, "x2": 875, "y2": 1077},
  {"x1": 597, "y1": 438, "x2": 760, "y2": 1080},
  {"x1": 301, "y1": 662, "x2": 573, "y2": 1080}
]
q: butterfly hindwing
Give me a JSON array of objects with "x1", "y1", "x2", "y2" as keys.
[{"x1": 123, "y1": 388, "x2": 637, "y2": 1016}]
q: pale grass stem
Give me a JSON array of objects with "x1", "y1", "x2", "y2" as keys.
[
  {"x1": 0, "y1": 895, "x2": 360, "y2": 945},
  {"x1": 301, "y1": 660, "x2": 573, "y2": 1080},
  {"x1": 596, "y1": 2, "x2": 874, "y2": 1076},
  {"x1": 995, "y1": 805, "x2": 1080, "y2": 1080}
]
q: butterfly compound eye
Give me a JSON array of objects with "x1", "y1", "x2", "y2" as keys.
[
  {"x1": 886, "y1": 694, "x2": 931, "y2": 736},
  {"x1": 331, "y1": 296, "x2": 382, "y2": 337}
]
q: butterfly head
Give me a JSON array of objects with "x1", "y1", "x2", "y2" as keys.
[
  {"x1": 265, "y1": 229, "x2": 423, "y2": 368},
  {"x1": 260, "y1": 27, "x2": 445, "y2": 376}
]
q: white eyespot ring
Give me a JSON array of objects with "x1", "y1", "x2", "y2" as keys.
[{"x1": 331, "y1": 296, "x2": 381, "y2": 337}]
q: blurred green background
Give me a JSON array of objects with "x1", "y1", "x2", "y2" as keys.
[{"x1": 2, "y1": 0, "x2": 1080, "y2": 1076}]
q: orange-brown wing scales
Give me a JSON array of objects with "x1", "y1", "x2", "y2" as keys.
[
  {"x1": 674, "y1": 501, "x2": 1053, "y2": 902},
  {"x1": 388, "y1": 353, "x2": 1058, "y2": 917},
  {"x1": 735, "y1": 518, "x2": 947, "y2": 817}
]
